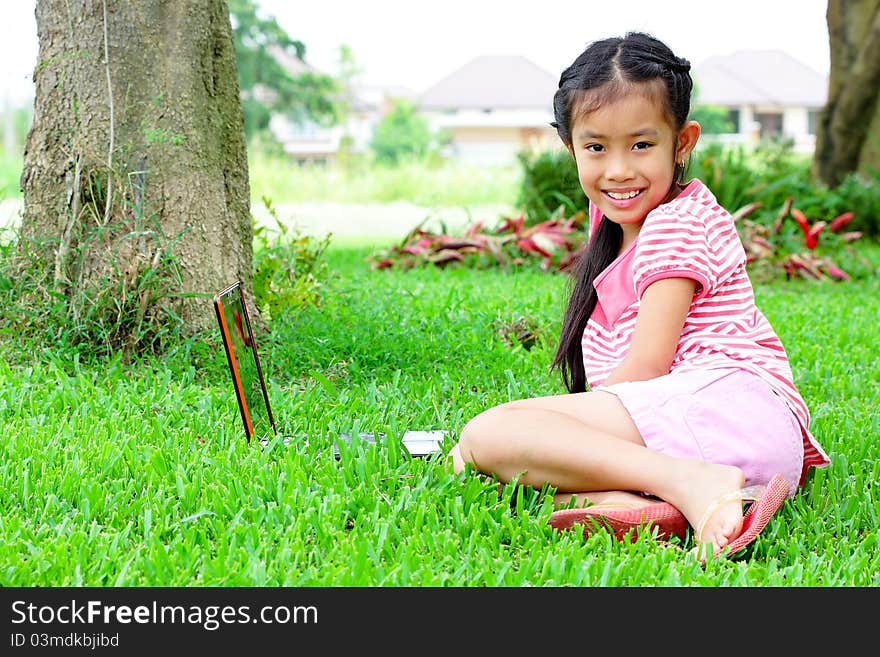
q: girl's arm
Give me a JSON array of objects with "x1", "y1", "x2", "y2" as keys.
[{"x1": 601, "y1": 277, "x2": 697, "y2": 386}]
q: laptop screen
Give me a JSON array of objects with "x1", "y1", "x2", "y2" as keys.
[{"x1": 213, "y1": 281, "x2": 275, "y2": 443}]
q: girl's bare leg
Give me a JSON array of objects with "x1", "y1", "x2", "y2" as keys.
[{"x1": 449, "y1": 391, "x2": 749, "y2": 553}]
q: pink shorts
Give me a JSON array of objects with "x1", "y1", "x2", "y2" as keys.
[{"x1": 598, "y1": 368, "x2": 804, "y2": 496}]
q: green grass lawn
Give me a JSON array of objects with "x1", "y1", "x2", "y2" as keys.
[
  {"x1": 247, "y1": 151, "x2": 521, "y2": 206},
  {"x1": 1, "y1": 243, "x2": 879, "y2": 586}
]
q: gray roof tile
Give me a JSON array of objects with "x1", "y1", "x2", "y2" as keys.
[
  {"x1": 419, "y1": 55, "x2": 557, "y2": 110},
  {"x1": 693, "y1": 50, "x2": 828, "y2": 107}
]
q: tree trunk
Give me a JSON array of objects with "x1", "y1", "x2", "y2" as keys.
[
  {"x1": 20, "y1": 0, "x2": 253, "y2": 340},
  {"x1": 814, "y1": 0, "x2": 880, "y2": 186}
]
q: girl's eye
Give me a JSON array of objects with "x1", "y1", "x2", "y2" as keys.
[
  {"x1": 585, "y1": 143, "x2": 604, "y2": 153},
  {"x1": 632, "y1": 141, "x2": 652, "y2": 150}
]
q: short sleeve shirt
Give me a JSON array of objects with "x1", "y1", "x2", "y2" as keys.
[{"x1": 582, "y1": 178, "x2": 829, "y2": 471}]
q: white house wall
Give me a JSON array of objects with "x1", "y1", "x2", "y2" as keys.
[
  {"x1": 701, "y1": 104, "x2": 814, "y2": 154},
  {"x1": 452, "y1": 141, "x2": 521, "y2": 166},
  {"x1": 269, "y1": 111, "x2": 380, "y2": 161},
  {"x1": 783, "y1": 107, "x2": 809, "y2": 138},
  {"x1": 737, "y1": 106, "x2": 755, "y2": 135}
]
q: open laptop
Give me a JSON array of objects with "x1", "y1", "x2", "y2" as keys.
[{"x1": 213, "y1": 280, "x2": 446, "y2": 458}]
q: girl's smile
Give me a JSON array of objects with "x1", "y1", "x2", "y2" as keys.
[{"x1": 603, "y1": 187, "x2": 645, "y2": 209}]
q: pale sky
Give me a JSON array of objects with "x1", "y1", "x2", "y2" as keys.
[{"x1": 1, "y1": 0, "x2": 831, "y2": 105}]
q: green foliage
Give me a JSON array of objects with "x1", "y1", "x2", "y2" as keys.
[
  {"x1": 334, "y1": 44, "x2": 364, "y2": 134},
  {"x1": 0, "y1": 218, "x2": 187, "y2": 360},
  {"x1": 0, "y1": 104, "x2": 33, "y2": 165},
  {"x1": 515, "y1": 149, "x2": 588, "y2": 224},
  {"x1": 688, "y1": 141, "x2": 762, "y2": 212},
  {"x1": 807, "y1": 169, "x2": 880, "y2": 238},
  {"x1": 228, "y1": 0, "x2": 339, "y2": 137},
  {"x1": 2, "y1": 244, "x2": 879, "y2": 586},
  {"x1": 0, "y1": 150, "x2": 23, "y2": 199},
  {"x1": 690, "y1": 141, "x2": 880, "y2": 239},
  {"x1": 0, "y1": 191, "x2": 332, "y2": 361},
  {"x1": 690, "y1": 105, "x2": 735, "y2": 134},
  {"x1": 239, "y1": 98, "x2": 273, "y2": 137},
  {"x1": 688, "y1": 140, "x2": 814, "y2": 219},
  {"x1": 690, "y1": 82, "x2": 735, "y2": 134},
  {"x1": 369, "y1": 99, "x2": 440, "y2": 165},
  {"x1": 251, "y1": 197, "x2": 331, "y2": 323}
]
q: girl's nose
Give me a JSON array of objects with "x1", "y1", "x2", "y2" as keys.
[{"x1": 605, "y1": 154, "x2": 634, "y2": 181}]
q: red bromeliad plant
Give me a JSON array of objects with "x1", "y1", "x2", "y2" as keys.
[
  {"x1": 371, "y1": 200, "x2": 869, "y2": 283},
  {"x1": 735, "y1": 199, "x2": 865, "y2": 282},
  {"x1": 368, "y1": 211, "x2": 588, "y2": 272}
]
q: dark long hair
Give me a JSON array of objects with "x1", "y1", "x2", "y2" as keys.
[{"x1": 549, "y1": 32, "x2": 693, "y2": 393}]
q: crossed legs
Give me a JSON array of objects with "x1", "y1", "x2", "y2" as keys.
[{"x1": 449, "y1": 391, "x2": 749, "y2": 553}]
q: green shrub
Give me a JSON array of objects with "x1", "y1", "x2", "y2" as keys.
[
  {"x1": 0, "y1": 218, "x2": 187, "y2": 360},
  {"x1": 688, "y1": 142, "x2": 767, "y2": 213},
  {"x1": 515, "y1": 149, "x2": 587, "y2": 224},
  {"x1": 690, "y1": 105, "x2": 735, "y2": 134},
  {"x1": 251, "y1": 197, "x2": 331, "y2": 324},
  {"x1": 688, "y1": 141, "x2": 880, "y2": 239},
  {"x1": 812, "y1": 170, "x2": 880, "y2": 237},
  {"x1": 370, "y1": 99, "x2": 445, "y2": 166}
]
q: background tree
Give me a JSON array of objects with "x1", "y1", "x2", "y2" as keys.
[
  {"x1": 229, "y1": 0, "x2": 339, "y2": 139},
  {"x1": 334, "y1": 44, "x2": 364, "y2": 161},
  {"x1": 20, "y1": 0, "x2": 252, "y2": 342},
  {"x1": 814, "y1": 0, "x2": 880, "y2": 186},
  {"x1": 370, "y1": 99, "x2": 439, "y2": 165}
]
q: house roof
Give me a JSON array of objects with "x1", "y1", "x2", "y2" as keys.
[
  {"x1": 419, "y1": 55, "x2": 557, "y2": 110},
  {"x1": 692, "y1": 50, "x2": 828, "y2": 108}
]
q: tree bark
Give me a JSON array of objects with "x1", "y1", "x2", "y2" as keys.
[
  {"x1": 814, "y1": 0, "x2": 880, "y2": 186},
  {"x1": 20, "y1": 0, "x2": 252, "y2": 336}
]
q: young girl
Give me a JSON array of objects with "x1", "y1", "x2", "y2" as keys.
[{"x1": 448, "y1": 32, "x2": 830, "y2": 559}]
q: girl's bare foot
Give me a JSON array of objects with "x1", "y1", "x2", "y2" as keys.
[{"x1": 663, "y1": 462, "x2": 746, "y2": 556}]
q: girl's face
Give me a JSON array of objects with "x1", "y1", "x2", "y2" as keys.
[{"x1": 568, "y1": 89, "x2": 699, "y2": 245}]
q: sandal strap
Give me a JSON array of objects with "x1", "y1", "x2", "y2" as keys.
[{"x1": 694, "y1": 484, "x2": 766, "y2": 542}]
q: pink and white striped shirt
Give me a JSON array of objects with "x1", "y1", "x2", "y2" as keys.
[{"x1": 583, "y1": 179, "x2": 829, "y2": 481}]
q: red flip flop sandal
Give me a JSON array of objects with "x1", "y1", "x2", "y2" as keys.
[{"x1": 548, "y1": 501, "x2": 689, "y2": 542}]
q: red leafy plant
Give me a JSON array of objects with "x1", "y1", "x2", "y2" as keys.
[
  {"x1": 368, "y1": 211, "x2": 588, "y2": 272},
  {"x1": 735, "y1": 198, "x2": 865, "y2": 282}
]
